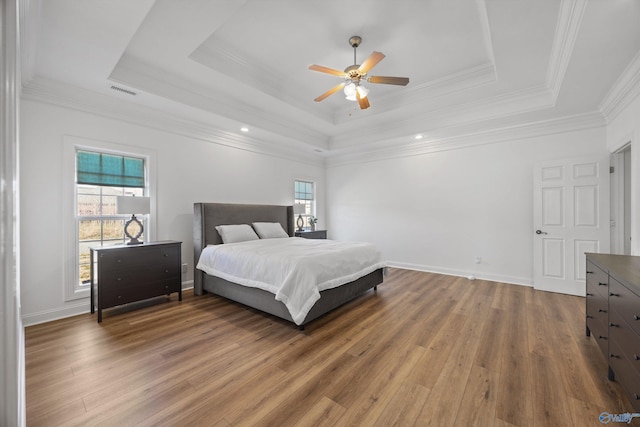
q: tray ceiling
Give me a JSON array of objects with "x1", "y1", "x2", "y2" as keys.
[{"x1": 22, "y1": 0, "x2": 640, "y2": 159}]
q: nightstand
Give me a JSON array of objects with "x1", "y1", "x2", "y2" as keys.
[
  {"x1": 90, "y1": 240, "x2": 182, "y2": 322},
  {"x1": 294, "y1": 230, "x2": 327, "y2": 239}
]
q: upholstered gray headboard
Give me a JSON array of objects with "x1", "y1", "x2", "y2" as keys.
[{"x1": 193, "y1": 203, "x2": 294, "y2": 294}]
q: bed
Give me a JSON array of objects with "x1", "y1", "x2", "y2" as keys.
[{"x1": 193, "y1": 202, "x2": 384, "y2": 329}]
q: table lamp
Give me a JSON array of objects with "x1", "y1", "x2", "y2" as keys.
[
  {"x1": 293, "y1": 204, "x2": 306, "y2": 232},
  {"x1": 116, "y1": 196, "x2": 150, "y2": 245}
]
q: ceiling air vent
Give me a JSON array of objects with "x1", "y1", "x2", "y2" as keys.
[{"x1": 110, "y1": 85, "x2": 137, "y2": 96}]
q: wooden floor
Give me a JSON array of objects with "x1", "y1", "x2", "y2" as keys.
[{"x1": 26, "y1": 268, "x2": 638, "y2": 426}]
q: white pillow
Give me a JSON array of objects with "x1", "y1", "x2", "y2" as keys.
[
  {"x1": 215, "y1": 224, "x2": 259, "y2": 244},
  {"x1": 252, "y1": 222, "x2": 289, "y2": 239}
]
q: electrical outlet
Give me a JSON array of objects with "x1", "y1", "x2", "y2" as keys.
[
  {"x1": 181, "y1": 263, "x2": 188, "y2": 274},
  {"x1": 474, "y1": 257, "x2": 481, "y2": 264}
]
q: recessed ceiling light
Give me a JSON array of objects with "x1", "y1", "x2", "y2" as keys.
[
  {"x1": 414, "y1": 134, "x2": 424, "y2": 140},
  {"x1": 240, "y1": 127, "x2": 249, "y2": 132}
]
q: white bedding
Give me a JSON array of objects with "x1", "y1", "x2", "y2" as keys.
[{"x1": 196, "y1": 237, "x2": 386, "y2": 325}]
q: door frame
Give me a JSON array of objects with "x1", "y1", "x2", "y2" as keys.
[{"x1": 610, "y1": 143, "x2": 631, "y2": 255}]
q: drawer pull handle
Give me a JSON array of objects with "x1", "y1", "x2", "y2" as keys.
[
  {"x1": 117, "y1": 295, "x2": 122, "y2": 299},
  {"x1": 634, "y1": 354, "x2": 640, "y2": 361},
  {"x1": 164, "y1": 253, "x2": 168, "y2": 257},
  {"x1": 598, "y1": 282, "x2": 607, "y2": 286},
  {"x1": 586, "y1": 293, "x2": 594, "y2": 296},
  {"x1": 598, "y1": 309, "x2": 607, "y2": 313},
  {"x1": 586, "y1": 315, "x2": 593, "y2": 319},
  {"x1": 586, "y1": 271, "x2": 593, "y2": 274},
  {"x1": 609, "y1": 292, "x2": 620, "y2": 297},
  {"x1": 635, "y1": 393, "x2": 640, "y2": 400},
  {"x1": 164, "y1": 269, "x2": 169, "y2": 273},
  {"x1": 117, "y1": 277, "x2": 122, "y2": 281},
  {"x1": 598, "y1": 335, "x2": 607, "y2": 340},
  {"x1": 117, "y1": 259, "x2": 122, "y2": 263},
  {"x1": 609, "y1": 353, "x2": 620, "y2": 359},
  {"x1": 634, "y1": 315, "x2": 640, "y2": 321},
  {"x1": 608, "y1": 322, "x2": 619, "y2": 327}
]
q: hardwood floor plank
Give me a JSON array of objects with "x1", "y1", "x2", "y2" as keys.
[
  {"x1": 371, "y1": 379, "x2": 431, "y2": 427},
  {"x1": 292, "y1": 397, "x2": 346, "y2": 427},
  {"x1": 453, "y1": 366, "x2": 498, "y2": 427},
  {"x1": 494, "y1": 286, "x2": 534, "y2": 425},
  {"x1": 25, "y1": 269, "x2": 636, "y2": 426}
]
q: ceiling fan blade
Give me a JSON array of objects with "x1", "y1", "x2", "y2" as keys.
[
  {"x1": 308, "y1": 64, "x2": 346, "y2": 77},
  {"x1": 368, "y1": 76, "x2": 410, "y2": 86},
  {"x1": 358, "y1": 51, "x2": 385, "y2": 74},
  {"x1": 314, "y1": 82, "x2": 346, "y2": 102},
  {"x1": 356, "y1": 90, "x2": 370, "y2": 110}
]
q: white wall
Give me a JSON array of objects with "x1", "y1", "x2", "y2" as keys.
[
  {"x1": 20, "y1": 100, "x2": 325, "y2": 325},
  {"x1": 327, "y1": 127, "x2": 608, "y2": 285},
  {"x1": 606, "y1": 94, "x2": 640, "y2": 255}
]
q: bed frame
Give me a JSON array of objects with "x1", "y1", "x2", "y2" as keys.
[{"x1": 193, "y1": 202, "x2": 383, "y2": 329}]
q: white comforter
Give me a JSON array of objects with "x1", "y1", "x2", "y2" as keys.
[{"x1": 196, "y1": 237, "x2": 386, "y2": 325}]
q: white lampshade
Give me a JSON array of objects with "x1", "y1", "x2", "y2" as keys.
[
  {"x1": 344, "y1": 82, "x2": 368, "y2": 101},
  {"x1": 116, "y1": 196, "x2": 150, "y2": 215},
  {"x1": 344, "y1": 82, "x2": 357, "y2": 101},
  {"x1": 293, "y1": 203, "x2": 306, "y2": 215},
  {"x1": 357, "y1": 85, "x2": 369, "y2": 98}
]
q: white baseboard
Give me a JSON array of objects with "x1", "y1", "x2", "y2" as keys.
[
  {"x1": 21, "y1": 301, "x2": 89, "y2": 327},
  {"x1": 22, "y1": 280, "x2": 196, "y2": 327},
  {"x1": 387, "y1": 261, "x2": 533, "y2": 287}
]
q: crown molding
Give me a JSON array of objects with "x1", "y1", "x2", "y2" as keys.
[
  {"x1": 329, "y1": 84, "x2": 554, "y2": 149},
  {"x1": 326, "y1": 111, "x2": 605, "y2": 167},
  {"x1": 189, "y1": 41, "x2": 335, "y2": 123},
  {"x1": 21, "y1": 77, "x2": 325, "y2": 167},
  {"x1": 111, "y1": 54, "x2": 330, "y2": 150},
  {"x1": 476, "y1": 0, "x2": 497, "y2": 74},
  {"x1": 332, "y1": 63, "x2": 497, "y2": 125},
  {"x1": 599, "y1": 48, "x2": 640, "y2": 123},
  {"x1": 546, "y1": 0, "x2": 588, "y2": 101}
]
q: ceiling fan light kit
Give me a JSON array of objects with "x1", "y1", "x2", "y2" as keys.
[{"x1": 309, "y1": 35, "x2": 410, "y2": 110}]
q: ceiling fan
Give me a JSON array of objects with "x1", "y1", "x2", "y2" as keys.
[{"x1": 308, "y1": 35, "x2": 410, "y2": 110}]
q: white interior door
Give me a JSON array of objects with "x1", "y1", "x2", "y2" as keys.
[{"x1": 533, "y1": 157, "x2": 610, "y2": 296}]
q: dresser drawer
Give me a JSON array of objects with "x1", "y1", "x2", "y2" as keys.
[
  {"x1": 100, "y1": 264, "x2": 180, "y2": 287},
  {"x1": 586, "y1": 291, "x2": 608, "y2": 324},
  {"x1": 588, "y1": 317, "x2": 609, "y2": 356},
  {"x1": 101, "y1": 279, "x2": 180, "y2": 308},
  {"x1": 609, "y1": 310, "x2": 640, "y2": 378},
  {"x1": 608, "y1": 341, "x2": 640, "y2": 411},
  {"x1": 609, "y1": 278, "x2": 640, "y2": 336},
  {"x1": 586, "y1": 260, "x2": 609, "y2": 299},
  {"x1": 99, "y1": 244, "x2": 180, "y2": 270}
]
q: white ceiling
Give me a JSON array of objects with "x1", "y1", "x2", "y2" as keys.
[{"x1": 22, "y1": 0, "x2": 640, "y2": 161}]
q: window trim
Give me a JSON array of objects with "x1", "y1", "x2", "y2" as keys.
[
  {"x1": 63, "y1": 136, "x2": 157, "y2": 302},
  {"x1": 294, "y1": 179, "x2": 316, "y2": 230}
]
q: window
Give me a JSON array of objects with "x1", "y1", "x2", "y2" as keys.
[
  {"x1": 76, "y1": 151, "x2": 147, "y2": 287},
  {"x1": 294, "y1": 180, "x2": 315, "y2": 229},
  {"x1": 63, "y1": 136, "x2": 155, "y2": 302}
]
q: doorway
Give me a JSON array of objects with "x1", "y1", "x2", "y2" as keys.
[{"x1": 611, "y1": 144, "x2": 631, "y2": 255}]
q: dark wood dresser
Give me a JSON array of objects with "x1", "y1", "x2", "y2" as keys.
[
  {"x1": 586, "y1": 253, "x2": 640, "y2": 410},
  {"x1": 90, "y1": 240, "x2": 182, "y2": 322},
  {"x1": 294, "y1": 229, "x2": 327, "y2": 239}
]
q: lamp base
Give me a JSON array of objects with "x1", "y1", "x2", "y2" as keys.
[
  {"x1": 296, "y1": 214, "x2": 304, "y2": 232},
  {"x1": 124, "y1": 214, "x2": 144, "y2": 245}
]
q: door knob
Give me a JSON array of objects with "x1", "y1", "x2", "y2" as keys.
[{"x1": 535, "y1": 230, "x2": 548, "y2": 235}]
